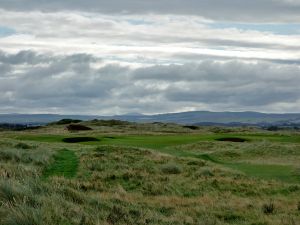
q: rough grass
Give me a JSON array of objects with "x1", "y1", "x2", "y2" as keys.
[
  {"x1": 1, "y1": 123, "x2": 300, "y2": 224},
  {"x1": 11, "y1": 132, "x2": 300, "y2": 183}
]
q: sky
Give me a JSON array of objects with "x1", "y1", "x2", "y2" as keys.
[{"x1": 0, "y1": 0, "x2": 300, "y2": 115}]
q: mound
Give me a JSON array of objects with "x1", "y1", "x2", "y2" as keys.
[
  {"x1": 215, "y1": 137, "x2": 247, "y2": 142},
  {"x1": 66, "y1": 124, "x2": 92, "y2": 131},
  {"x1": 62, "y1": 137, "x2": 99, "y2": 143}
]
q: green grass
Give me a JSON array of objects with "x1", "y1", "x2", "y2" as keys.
[
  {"x1": 2, "y1": 124, "x2": 300, "y2": 225},
  {"x1": 15, "y1": 133, "x2": 300, "y2": 147},
  {"x1": 43, "y1": 149, "x2": 78, "y2": 179},
  {"x1": 227, "y1": 163, "x2": 300, "y2": 183},
  {"x1": 194, "y1": 153, "x2": 300, "y2": 183},
  {"x1": 11, "y1": 132, "x2": 300, "y2": 183}
]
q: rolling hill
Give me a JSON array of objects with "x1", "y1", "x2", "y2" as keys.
[{"x1": 1, "y1": 111, "x2": 300, "y2": 126}]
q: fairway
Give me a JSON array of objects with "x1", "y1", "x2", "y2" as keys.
[{"x1": 14, "y1": 132, "x2": 300, "y2": 147}]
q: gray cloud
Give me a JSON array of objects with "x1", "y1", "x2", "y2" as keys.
[
  {"x1": 0, "y1": 0, "x2": 300, "y2": 22},
  {"x1": 0, "y1": 50, "x2": 300, "y2": 114}
]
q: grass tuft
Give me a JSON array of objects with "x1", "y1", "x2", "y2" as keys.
[
  {"x1": 161, "y1": 163, "x2": 182, "y2": 174},
  {"x1": 262, "y1": 202, "x2": 275, "y2": 214},
  {"x1": 15, "y1": 143, "x2": 32, "y2": 149}
]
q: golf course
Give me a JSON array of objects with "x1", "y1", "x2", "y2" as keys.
[{"x1": 0, "y1": 120, "x2": 300, "y2": 224}]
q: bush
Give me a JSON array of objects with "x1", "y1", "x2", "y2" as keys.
[{"x1": 161, "y1": 163, "x2": 182, "y2": 174}]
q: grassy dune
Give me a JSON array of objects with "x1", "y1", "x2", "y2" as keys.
[{"x1": 0, "y1": 122, "x2": 300, "y2": 224}]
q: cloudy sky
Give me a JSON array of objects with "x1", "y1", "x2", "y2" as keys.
[{"x1": 0, "y1": 0, "x2": 300, "y2": 115}]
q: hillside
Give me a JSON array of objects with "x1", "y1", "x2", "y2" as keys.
[{"x1": 1, "y1": 111, "x2": 300, "y2": 126}]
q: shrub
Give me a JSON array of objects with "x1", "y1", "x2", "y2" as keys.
[{"x1": 297, "y1": 202, "x2": 300, "y2": 211}]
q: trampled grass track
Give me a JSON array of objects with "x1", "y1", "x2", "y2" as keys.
[{"x1": 43, "y1": 149, "x2": 79, "y2": 179}]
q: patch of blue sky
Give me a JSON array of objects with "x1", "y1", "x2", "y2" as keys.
[
  {"x1": 0, "y1": 26, "x2": 16, "y2": 37},
  {"x1": 126, "y1": 19, "x2": 155, "y2": 25},
  {"x1": 207, "y1": 23, "x2": 300, "y2": 35}
]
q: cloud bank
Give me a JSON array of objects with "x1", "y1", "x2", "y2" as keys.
[
  {"x1": 1, "y1": 50, "x2": 300, "y2": 114},
  {"x1": 0, "y1": 1, "x2": 299, "y2": 114},
  {"x1": 0, "y1": 0, "x2": 300, "y2": 22}
]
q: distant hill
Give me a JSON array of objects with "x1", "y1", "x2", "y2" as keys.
[
  {"x1": 1, "y1": 111, "x2": 300, "y2": 126},
  {"x1": 0, "y1": 114, "x2": 95, "y2": 125}
]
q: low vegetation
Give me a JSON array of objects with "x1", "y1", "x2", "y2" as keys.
[
  {"x1": 50, "y1": 119, "x2": 82, "y2": 125},
  {"x1": 0, "y1": 121, "x2": 300, "y2": 224},
  {"x1": 66, "y1": 124, "x2": 92, "y2": 131}
]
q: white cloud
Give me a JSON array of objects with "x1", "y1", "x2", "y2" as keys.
[
  {"x1": 0, "y1": 50, "x2": 300, "y2": 114},
  {"x1": 0, "y1": 3, "x2": 299, "y2": 114},
  {"x1": 0, "y1": 10, "x2": 299, "y2": 66}
]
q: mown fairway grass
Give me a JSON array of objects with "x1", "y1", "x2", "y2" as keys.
[
  {"x1": 14, "y1": 132, "x2": 300, "y2": 146},
  {"x1": 227, "y1": 163, "x2": 300, "y2": 183}
]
